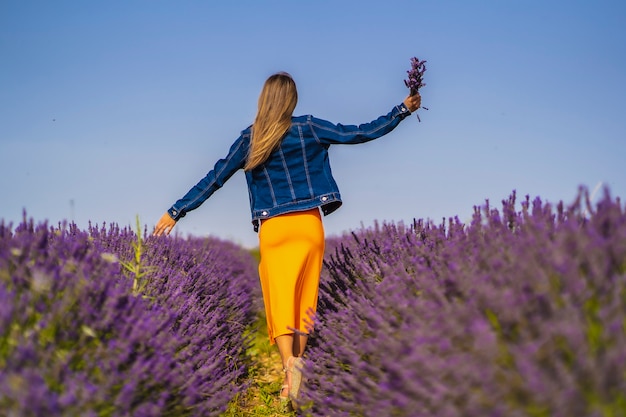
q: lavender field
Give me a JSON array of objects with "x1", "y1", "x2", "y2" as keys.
[
  {"x1": 1, "y1": 188, "x2": 625, "y2": 417},
  {"x1": 303, "y1": 189, "x2": 626, "y2": 417},
  {"x1": 0, "y1": 218, "x2": 260, "y2": 416}
]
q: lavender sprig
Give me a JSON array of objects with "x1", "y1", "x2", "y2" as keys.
[{"x1": 404, "y1": 56, "x2": 429, "y2": 121}]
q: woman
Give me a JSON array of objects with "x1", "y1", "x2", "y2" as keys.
[{"x1": 154, "y1": 72, "x2": 421, "y2": 404}]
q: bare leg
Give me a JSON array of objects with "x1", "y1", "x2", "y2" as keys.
[
  {"x1": 288, "y1": 333, "x2": 307, "y2": 406},
  {"x1": 292, "y1": 333, "x2": 308, "y2": 358},
  {"x1": 275, "y1": 334, "x2": 294, "y2": 398}
]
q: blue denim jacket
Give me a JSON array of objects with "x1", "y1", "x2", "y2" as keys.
[{"x1": 167, "y1": 102, "x2": 412, "y2": 231}]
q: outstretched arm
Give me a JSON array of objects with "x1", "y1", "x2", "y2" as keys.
[
  {"x1": 152, "y1": 134, "x2": 248, "y2": 236},
  {"x1": 312, "y1": 93, "x2": 422, "y2": 145}
]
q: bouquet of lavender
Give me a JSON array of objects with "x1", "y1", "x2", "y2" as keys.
[{"x1": 404, "y1": 56, "x2": 428, "y2": 121}]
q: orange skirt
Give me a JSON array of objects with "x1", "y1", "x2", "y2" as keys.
[{"x1": 258, "y1": 208, "x2": 325, "y2": 344}]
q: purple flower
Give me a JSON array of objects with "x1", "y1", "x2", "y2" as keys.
[
  {"x1": 404, "y1": 56, "x2": 427, "y2": 95},
  {"x1": 0, "y1": 217, "x2": 260, "y2": 416},
  {"x1": 302, "y1": 187, "x2": 626, "y2": 416},
  {"x1": 404, "y1": 56, "x2": 428, "y2": 121}
]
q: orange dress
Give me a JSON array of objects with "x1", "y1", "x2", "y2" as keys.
[{"x1": 258, "y1": 208, "x2": 325, "y2": 344}]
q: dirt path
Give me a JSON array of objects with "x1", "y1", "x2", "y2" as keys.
[{"x1": 223, "y1": 315, "x2": 298, "y2": 417}]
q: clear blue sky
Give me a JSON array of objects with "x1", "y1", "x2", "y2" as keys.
[{"x1": 2, "y1": 1, "x2": 625, "y2": 248}]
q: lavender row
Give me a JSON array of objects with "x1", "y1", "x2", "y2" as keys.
[
  {"x1": 303, "y1": 189, "x2": 626, "y2": 417},
  {"x1": 0, "y1": 217, "x2": 260, "y2": 416}
]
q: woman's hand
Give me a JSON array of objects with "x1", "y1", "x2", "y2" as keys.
[
  {"x1": 154, "y1": 212, "x2": 177, "y2": 236},
  {"x1": 403, "y1": 93, "x2": 422, "y2": 112}
]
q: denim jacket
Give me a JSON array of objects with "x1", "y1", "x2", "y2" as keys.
[{"x1": 167, "y1": 102, "x2": 412, "y2": 231}]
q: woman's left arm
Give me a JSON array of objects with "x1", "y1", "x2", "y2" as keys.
[{"x1": 155, "y1": 134, "x2": 248, "y2": 234}]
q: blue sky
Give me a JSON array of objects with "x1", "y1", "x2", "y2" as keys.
[{"x1": 1, "y1": 1, "x2": 625, "y2": 248}]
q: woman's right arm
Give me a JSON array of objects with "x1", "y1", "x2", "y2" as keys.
[{"x1": 311, "y1": 93, "x2": 421, "y2": 145}]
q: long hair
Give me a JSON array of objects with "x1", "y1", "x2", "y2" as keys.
[{"x1": 244, "y1": 72, "x2": 298, "y2": 171}]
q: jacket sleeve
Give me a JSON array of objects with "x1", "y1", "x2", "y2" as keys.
[
  {"x1": 167, "y1": 135, "x2": 248, "y2": 220},
  {"x1": 309, "y1": 103, "x2": 412, "y2": 145}
]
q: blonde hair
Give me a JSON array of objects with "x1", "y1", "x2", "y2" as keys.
[{"x1": 244, "y1": 72, "x2": 297, "y2": 171}]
